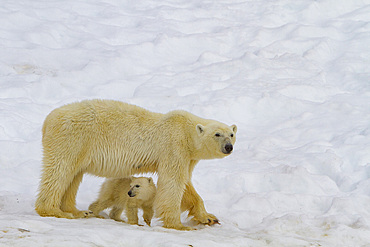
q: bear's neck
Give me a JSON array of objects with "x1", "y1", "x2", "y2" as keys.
[{"x1": 165, "y1": 110, "x2": 210, "y2": 160}]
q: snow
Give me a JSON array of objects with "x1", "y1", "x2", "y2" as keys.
[{"x1": 1, "y1": 0, "x2": 370, "y2": 246}]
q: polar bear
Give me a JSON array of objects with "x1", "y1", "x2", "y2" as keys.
[
  {"x1": 35, "y1": 99, "x2": 237, "y2": 230},
  {"x1": 89, "y1": 176, "x2": 156, "y2": 226}
]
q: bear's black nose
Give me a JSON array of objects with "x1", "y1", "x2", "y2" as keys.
[
  {"x1": 225, "y1": 144, "x2": 233, "y2": 153},
  {"x1": 128, "y1": 191, "x2": 132, "y2": 197}
]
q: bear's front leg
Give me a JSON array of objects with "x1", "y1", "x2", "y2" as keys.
[
  {"x1": 154, "y1": 171, "x2": 193, "y2": 231},
  {"x1": 181, "y1": 182, "x2": 220, "y2": 226}
]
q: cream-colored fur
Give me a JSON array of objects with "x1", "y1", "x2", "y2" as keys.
[
  {"x1": 89, "y1": 177, "x2": 156, "y2": 226},
  {"x1": 35, "y1": 99, "x2": 237, "y2": 230}
]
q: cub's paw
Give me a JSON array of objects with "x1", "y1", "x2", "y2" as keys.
[
  {"x1": 112, "y1": 218, "x2": 125, "y2": 223},
  {"x1": 94, "y1": 215, "x2": 105, "y2": 219},
  {"x1": 164, "y1": 224, "x2": 195, "y2": 231},
  {"x1": 74, "y1": 210, "x2": 94, "y2": 218}
]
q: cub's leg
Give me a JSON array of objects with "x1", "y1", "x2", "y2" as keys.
[
  {"x1": 109, "y1": 206, "x2": 125, "y2": 222},
  {"x1": 125, "y1": 198, "x2": 142, "y2": 225},
  {"x1": 89, "y1": 199, "x2": 112, "y2": 219},
  {"x1": 125, "y1": 206, "x2": 139, "y2": 225},
  {"x1": 142, "y1": 205, "x2": 154, "y2": 226}
]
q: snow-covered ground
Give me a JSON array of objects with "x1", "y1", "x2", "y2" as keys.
[{"x1": 1, "y1": 0, "x2": 370, "y2": 246}]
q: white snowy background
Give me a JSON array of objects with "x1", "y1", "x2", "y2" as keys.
[{"x1": 1, "y1": 0, "x2": 370, "y2": 246}]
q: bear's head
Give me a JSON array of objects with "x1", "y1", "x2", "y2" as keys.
[
  {"x1": 196, "y1": 122, "x2": 237, "y2": 159},
  {"x1": 128, "y1": 177, "x2": 157, "y2": 201}
]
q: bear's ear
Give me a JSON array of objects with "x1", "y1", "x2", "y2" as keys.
[
  {"x1": 196, "y1": 124, "x2": 205, "y2": 135},
  {"x1": 231, "y1": 124, "x2": 237, "y2": 133},
  {"x1": 148, "y1": 177, "x2": 153, "y2": 183}
]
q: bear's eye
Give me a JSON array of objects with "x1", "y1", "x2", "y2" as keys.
[
  {"x1": 135, "y1": 185, "x2": 140, "y2": 188},
  {"x1": 215, "y1": 133, "x2": 221, "y2": 137},
  {"x1": 230, "y1": 134, "x2": 234, "y2": 137}
]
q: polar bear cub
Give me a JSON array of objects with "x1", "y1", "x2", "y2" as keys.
[{"x1": 89, "y1": 176, "x2": 156, "y2": 226}]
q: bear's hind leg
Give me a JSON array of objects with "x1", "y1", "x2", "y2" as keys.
[
  {"x1": 60, "y1": 171, "x2": 92, "y2": 218},
  {"x1": 35, "y1": 165, "x2": 77, "y2": 219}
]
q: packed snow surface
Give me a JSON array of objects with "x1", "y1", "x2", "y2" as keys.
[{"x1": 1, "y1": 0, "x2": 370, "y2": 246}]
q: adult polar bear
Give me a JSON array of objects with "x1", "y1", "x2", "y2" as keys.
[{"x1": 35, "y1": 99, "x2": 237, "y2": 230}]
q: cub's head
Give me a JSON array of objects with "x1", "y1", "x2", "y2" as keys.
[
  {"x1": 128, "y1": 177, "x2": 156, "y2": 201},
  {"x1": 196, "y1": 122, "x2": 237, "y2": 159}
]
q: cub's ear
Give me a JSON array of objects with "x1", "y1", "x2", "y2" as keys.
[
  {"x1": 148, "y1": 177, "x2": 153, "y2": 183},
  {"x1": 196, "y1": 124, "x2": 205, "y2": 135},
  {"x1": 231, "y1": 124, "x2": 237, "y2": 133}
]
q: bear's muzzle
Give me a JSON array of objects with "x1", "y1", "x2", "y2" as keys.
[
  {"x1": 222, "y1": 143, "x2": 233, "y2": 154},
  {"x1": 128, "y1": 190, "x2": 136, "y2": 197}
]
